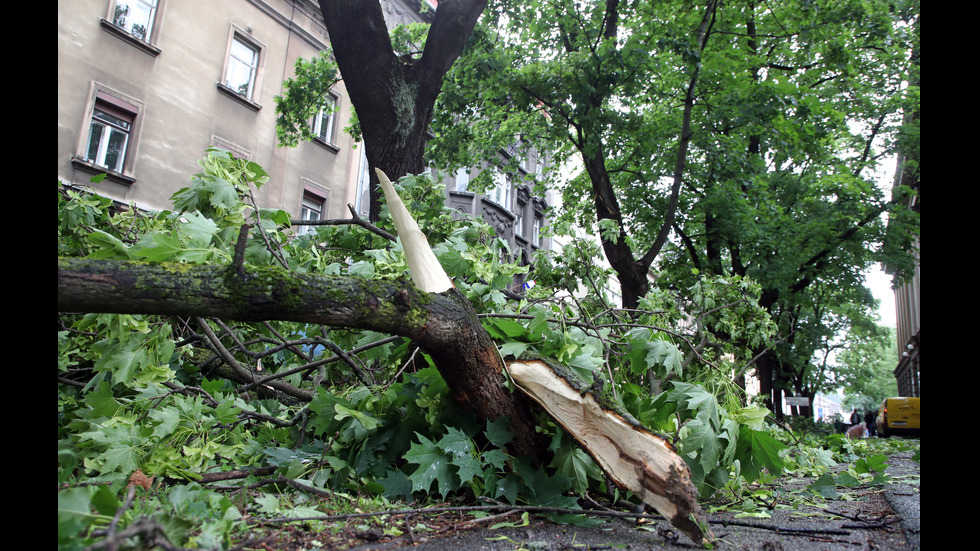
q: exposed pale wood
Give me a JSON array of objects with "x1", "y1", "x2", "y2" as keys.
[
  {"x1": 376, "y1": 168, "x2": 454, "y2": 293},
  {"x1": 507, "y1": 358, "x2": 714, "y2": 546}
]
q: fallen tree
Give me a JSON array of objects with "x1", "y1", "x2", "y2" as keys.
[{"x1": 58, "y1": 169, "x2": 714, "y2": 546}]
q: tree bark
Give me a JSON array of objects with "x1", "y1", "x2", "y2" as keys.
[
  {"x1": 58, "y1": 256, "x2": 716, "y2": 545},
  {"x1": 317, "y1": 0, "x2": 487, "y2": 221},
  {"x1": 57, "y1": 257, "x2": 545, "y2": 460},
  {"x1": 574, "y1": 0, "x2": 717, "y2": 309}
]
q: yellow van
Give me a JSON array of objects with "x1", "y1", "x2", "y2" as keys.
[{"x1": 875, "y1": 397, "x2": 920, "y2": 437}]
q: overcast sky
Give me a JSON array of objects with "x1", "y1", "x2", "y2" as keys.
[{"x1": 866, "y1": 265, "x2": 896, "y2": 329}]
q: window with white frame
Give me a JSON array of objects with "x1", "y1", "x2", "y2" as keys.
[
  {"x1": 84, "y1": 94, "x2": 138, "y2": 173},
  {"x1": 312, "y1": 94, "x2": 338, "y2": 143},
  {"x1": 532, "y1": 215, "x2": 542, "y2": 247},
  {"x1": 355, "y1": 149, "x2": 371, "y2": 218},
  {"x1": 225, "y1": 34, "x2": 260, "y2": 98},
  {"x1": 299, "y1": 193, "x2": 326, "y2": 236},
  {"x1": 111, "y1": 0, "x2": 158, "y2": 41},
  {"x1": 489, "y1": 171, "x2": 512, "y2": 211},
  {"x1": 454, "y1": 168, "x2": 470, "y2": 192}
]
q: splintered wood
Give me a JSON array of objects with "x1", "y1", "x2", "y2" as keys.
[{"x1": 507, "y1": 359, "x2": 715, "y2": 546}]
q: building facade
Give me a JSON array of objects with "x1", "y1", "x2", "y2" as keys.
[
  {"x1": 892, "y1": 236, "x2": 920, "y2": 397},
  {"x1": 58, "y1": 0, "x2": 552, "y2": 264},
  {"x1": 889, "y1": 155, "x2": 920, "y2": 398}
]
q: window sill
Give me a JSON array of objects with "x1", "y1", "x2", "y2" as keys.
[
  {"x1": 216, "y1": 83, "x2": 262, "y2": 111},
  {"x1": 71, "y1": 156, "x2": 137, "y2": 186},
  {"x1": 99, "y1": 19, "x2": 161, "y2": 57},
  {"x1": 312, "y1": 136, "x2": 340, "y2": 154}
]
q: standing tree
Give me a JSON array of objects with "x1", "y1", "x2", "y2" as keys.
[{"x1": 427, "y1": 0, "x2": 920, "y2": 412}]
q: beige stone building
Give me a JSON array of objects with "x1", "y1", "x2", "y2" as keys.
[{"x1": 58, "y1": 0, "x2": 551, "y2": 265}]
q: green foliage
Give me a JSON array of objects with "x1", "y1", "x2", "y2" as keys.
[
  {"x1": 275, "y1": 51, "x2": 342, "y2": 147},
  {"x1": 433, "y1": 0, "x2": 918, "y2": 416}
]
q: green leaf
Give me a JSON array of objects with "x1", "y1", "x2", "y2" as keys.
[
  {"x1": 646, "y1": 338, "x2": 683, "y2": 376},
  {"x1": 807, "y1": 472, "x2": 838, "y2": 499},
  {"x1": 100, "y1": 443, "x2": 139, "y2": 474},
  {"x1": 733, "y1": 405, "x2": 770, "y2": 430},
  {"x1": 548, "y1": 438, "x2": 601, "y2": 495},
  {"x1": 380, "y1": 469, "x2": 413, "y2": 499},
  {"x1": 347, "y1": 260, "x2": 376, "y2": 279},
  {"x1": 150, "y1": 407, "x2": 181, "y2": 439},
  {"x1": 438, "y1": 427, "x2": 480, "y2": 486},
  {"x1": 84, "y1": 229, "x2": 132, "y2": 259},
  {"x1": 485, "y1": 417, "x2": 514, "y2": 448},
  {"x1": 131, "y1": 232, "x2": 185, "y2": 262},
  {"x1": 735, "y1": 426, "x2": 787, "y2": 483},
  {"x1": 495, "y1": 473, "x2": 523, "y2": 504},
  {"x1": 482, "y1": 317, "x2": 529, "y2": 339},
  {"x1": 499, "y1": 341, "x2": 529, "y2": 359},
  {"x1": 84, "y1": 382, "x2": 123, "y2": 417},
  {"x1": 58, "y1": 487, "x2": 94, "y2": 545},
  {"x1": 670, "y1": 381, "x2": 720, "y2": 429},
  {"x1": 405, "y1": 433, "x2": 456, "y2": 496},
  {"x1": 854, "y1": 454, "x2": 888, "y2": 474}
]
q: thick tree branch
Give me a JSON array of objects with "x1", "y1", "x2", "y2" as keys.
[{"x1": 57, "y1": 257, "x2": 545, "y2": 460}]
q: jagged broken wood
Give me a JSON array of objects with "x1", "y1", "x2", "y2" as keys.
[{"x1": 506, "y1": 355, "x2": 713, "y2": 545}]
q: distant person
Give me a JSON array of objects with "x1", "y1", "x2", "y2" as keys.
[
  {"x1": 846, "y1": 422, "x2": 867, "y2": 439},
  {"x1": 865, "y1": 409, "x2": 877, "y2": 437},
  {"x1": 849, "y1": 408, "x2": 860, "y2": 427}
]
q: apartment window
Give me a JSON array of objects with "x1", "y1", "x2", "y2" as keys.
[
  {"x1": 355, "y1": 149, "x2": 371, "y2": 218},
  {"x1": 224, "y1": 33, "x2": 261, "y2": 99},
  {"x1": 83, "y1": 93, "x2": 138, "y2": 174},
  {"x1": 111, "y1": 0, "x2": 158, "y2": 41},
  {"x1": 312, "y1": 94, "x2": 338, "y2": 143},
  {"x1": 298, "y1": 192, "x2": 327, "y2": 236},
  {"x1": 532, "y1": 215, "x2": 542, "y2": 247},
  {"x1": 454, "y1": 168, "x2": 470, "y2": 192},
  {"x1": 489, "y1": 171, "x2": 512, "y2": 211}
]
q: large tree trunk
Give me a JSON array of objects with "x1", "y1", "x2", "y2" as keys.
[
  {"x1": 575, "y1": 0, "x2": 716, "y2": 309},
  {"x1": 57, "y1": 256, "x2": 713, "y2": 545},
  {"x1": 317, "y1": 0, "x2": 487, "y2": 221}
]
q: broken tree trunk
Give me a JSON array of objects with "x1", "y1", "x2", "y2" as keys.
[{"x1": 58, "y1": 172, "x2": 715, "y2": 546}]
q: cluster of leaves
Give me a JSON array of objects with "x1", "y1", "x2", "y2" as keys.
[{"x1": 274, "y1": 51, "x2": 343, "y2": 147}]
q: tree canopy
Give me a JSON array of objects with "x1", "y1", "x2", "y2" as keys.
[{"x1": 427, "y1": 0, "x2": 920, "y2": 412}]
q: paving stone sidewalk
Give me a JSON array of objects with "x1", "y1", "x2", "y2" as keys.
[{"x1": 352, "y1": 445, "x2": 920, "y2": 551}]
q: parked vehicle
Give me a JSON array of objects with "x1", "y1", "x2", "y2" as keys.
[{"x1": 875, "y1": 397, "x2": 920, "y2": 437}]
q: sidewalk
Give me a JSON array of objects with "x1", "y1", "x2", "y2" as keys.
[{"x1": 355, "y1": 445, "x2": 920, "y2": 550}]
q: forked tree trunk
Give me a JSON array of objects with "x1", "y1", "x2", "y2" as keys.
[{"x1": 317, "y1": 0, "x2": 487, "y2": 221}]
